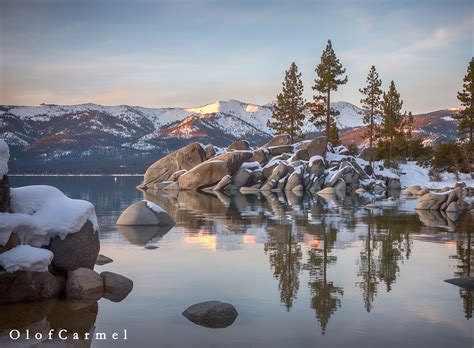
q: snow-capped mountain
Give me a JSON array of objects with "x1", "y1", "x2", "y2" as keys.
[{"x1": 0, "y1": 100, "x2": 458, "y2": 173}]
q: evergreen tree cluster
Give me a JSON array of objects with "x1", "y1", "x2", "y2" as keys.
[{"x1": 268, "y1": 40, "x2": 472, "y2": 165}]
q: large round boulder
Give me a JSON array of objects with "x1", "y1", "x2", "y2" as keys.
[
  {"x1": 212, "y1": 151, "x2": 253, "y2": 174},
  {"x1": 182, "y1": 301, "x2": 238, "y2": 328},
  {"x1": 141, "y1": 143, "x2": 208, "y2": 189},
  {"x1": 49, "y1": 220, "x2": 100, "y2": 271},
  {"x1": 116, "y1": 200, "x2": 175, "y2": 226}
]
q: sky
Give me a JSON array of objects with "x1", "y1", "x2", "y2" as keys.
[{"x1": 0, "y1": 0, "x2": 472, "y2": 113}]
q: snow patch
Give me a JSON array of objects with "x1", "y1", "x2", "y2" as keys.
[
  {"x1": 144, "y1": 200, "x2": 165, "y2": 214},
  {"x1": 0, "y1": 139, "x2": 9, "y2": 176},
  {"x1": 0, "y1": 245, "x2": 53, "y2": 273}
]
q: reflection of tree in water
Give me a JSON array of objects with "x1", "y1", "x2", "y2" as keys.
[
  {"x1": 449, "y1": 227, "x2": 473, "y2": 319},
  {"x1": 356, "y1": 210, "x2": 414, "y2": 311},
  {"x1": 356, "y1": 210, "x2": 378, "y2": 312},
  {"x1": 264, "y1": 223, "x2": 302, "y2": 311},
  {"x1": 304, "y1": 225, "x2": 343, "y2": 334}
]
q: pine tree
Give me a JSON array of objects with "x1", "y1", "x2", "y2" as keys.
[
  {"x1": 454, "y1": 58, "x2": 474, "y2": 144},
  {"x1": 378, "y1": 81, "x2": 404, "y2": 162},
  {"x1": 359, "y1": 65, "x2": 383, "y2": 166},
  {"x1": 268, "y1": 62, "x2": 305, "y2": 143},
  {"x1": 310, "y1": 39, "x2": 348, "y2": 143}
]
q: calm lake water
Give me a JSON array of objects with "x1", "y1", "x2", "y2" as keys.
[{"x1": 2, "y1": 176, "x2": 473, "y2": 347}]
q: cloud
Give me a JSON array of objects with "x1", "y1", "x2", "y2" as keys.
[{"x1": 413, "y1": 17, "x2": 473, "y2": 50}]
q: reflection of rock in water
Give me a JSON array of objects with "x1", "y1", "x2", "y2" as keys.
[
  {"x1": 0, "y1": 299, "x2": 98, "y2": 346},
  {"x1": 415, "y1": 209, "x2": 460, "y2": 231},
  {"x1": 117, "y1": 224, "x2": 173, "y2": 246}
]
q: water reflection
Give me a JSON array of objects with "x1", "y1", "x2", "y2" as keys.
[
  {"x1": 142, "y1": 189, "x2": 473, "y2": 330},
  {"x1": 0, "y1": 299, "x2": 98, "y2": 347}
]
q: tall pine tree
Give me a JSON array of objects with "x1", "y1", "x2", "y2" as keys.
[
  {"x1": 359, "y1": 65, "x2": 383, "y2": 166},
  {"x1": 454, "y1": 58, "x2": 474, "y2": 144},
  {"x1": 378, "y1": 81, "x2": 403, "y2": 162},
  {"x1": 310, "y1": 39, "x2": 347, "y2": 144},
  {"x1": 268, "y1": 62, "x2": 305, "y2": 143}
]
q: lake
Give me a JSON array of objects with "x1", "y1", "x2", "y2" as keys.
[{"x1": 2, "y1": 176, "x2": 473, "y2": 347}]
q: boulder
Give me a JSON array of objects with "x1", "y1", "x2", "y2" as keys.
[
  {"x1": 294, "y1": 148, "x2": 310, "y2": 161},
  {"x1": 95, "y1": 254, "x2": 113, "y2": 266},
  {"x1": 49, "y1": 221, "x2": 100, "y2": 271},
  {"x1": 446, "y1": 201, "x2": 460, "y2": 213},
  {"x1": 333, "y1": 178, "x2": 346, "y2": 192},
  {"x1": 403, "y1": 185, "x2": 421, "y2": 196},
  {"x1": 169, "y1": 169, "x2": 188, "y2": 182},
  {"x1": 228, "y1": 139, "x2": 250, "y2": 151},
  {"x1": 263, "y1": 134, "x2": 292, "y2": 148},
  {"x1": 0, "y1": 270, "x2": 62, "y2": 304},
  {"x1": 387, "y1": 178, "x2": 401, "y2": 190},
  {"x1": 285, "y1": 171, "x2": 301, "y2": 191},
  {"x1": 182, "y1": 301, "x2": 238, "y2": 328},
  {"x1": 317, "y1": 187, "x2": 336, "y2": 196},
  {"x1": 415, "y1": 200, "x2": 435, "y2": 210},
  {"x1": 116, "y1": 201, "x2": 175, "y2": 226},
  {"x1": 251, "y1": 148, "x2": 269, "y2": 165},
  {"x1": 292, "y1": 184, "x2": 304, "y2": 192},
  {"x1": 0, "y1": 174, "x2": 10, "y2": 212},
  {"x1": 261, "y1": 163, "x2": 290, "y2": 191},
  {"x1": 65, "y1": 268, "x2": 104, "y2": 301},
  {"x1": 364, "y1": 164, "x2": 373, "y2": 176},
  {"x1": 141, "y1": 143, "x2": 207, "y2": 189},
  {"x1": 178, "y1": 160, "x2": 229, "y2": 190},
  {"x1": 214, "y1": 175, "x2": 231, "y2": 191},
  {"x1": 212, "y1": 151, "x2": 253, "y2": 174},
  {"x1": 268, "y1": 145, "x2": 294, "y2": 156},
  {"x1": 233, "y1": 169, "x2": 252, "y2": 189},
  {"x1": 306, "y1": 136, "x2": 328, "y2": 157},
  {"x1": 205, "y1": 145, "x2": 216, "y2": 160},
  {"x1": 262, "y1": 162, "x2": 280, "y2": 179},
  {"x1": 101, "y1": 271, "x2": 133, "y2": 302},
  {"x1": 163, "y1": 181, "x2": 180, "y2": 191},
  {"x1": 308, "y1": 157, "x2": 325, "y2": 177}
]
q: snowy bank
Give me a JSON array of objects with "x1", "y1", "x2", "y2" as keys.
[{"x1": 0, "y1": 245, "x2": 53, "y2": 272}]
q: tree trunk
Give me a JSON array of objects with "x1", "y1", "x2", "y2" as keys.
[
  {"x1": 327, "y1": 89, "x2": 331, "y2": 139},
  {"x1": 370, "y1": 105, "x2": 374, "y2": 167}
]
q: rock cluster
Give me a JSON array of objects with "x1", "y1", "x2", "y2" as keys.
[
  {"x1": 140, "y1": 135, "x2": 399, "y2": 194},
  {"x1": 0, "y1": 140, "x2": 133, "y2": 304},
  {"x1": 412, "y1": 185, "x2": 468, "y2": 213}
]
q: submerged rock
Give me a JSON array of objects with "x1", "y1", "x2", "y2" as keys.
[
  {"x1": 444, "y1": 277, "x2": 474, "y2": 291},
  {"x1": 96, "y1": 254, "x2": 113, "y2": 266},
  {"x1": 182, "y1": 301, "x2": 238, "y2": 328}
]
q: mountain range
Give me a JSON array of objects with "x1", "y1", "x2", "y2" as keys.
[{"x1": 0, "y1": 100, "x2": 459, "y2": 174}]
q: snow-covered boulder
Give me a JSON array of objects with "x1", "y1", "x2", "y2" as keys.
[
  {"x1": 116, "y1": 200, "x2": 175, "y2": 226},
  {"x1": 1, "y1": 185, "x2": 98, "y2": 247},
  {"x1": 228, "y1": 139, "x2": 250, "y2": 151}
]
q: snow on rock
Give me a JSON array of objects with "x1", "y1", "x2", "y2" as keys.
[
  {"x1": 144, "y1": 200, "x2": 166, "y2": 213},
  {"x1": 1, "y1": 185, "x2": 98, "y2": 247},
  {"x1": 0, "y1": 245, "x2": 53, "y2": 272},
  {"x1": 0, "y1": 139, "x2": 9, "y2": 176}
]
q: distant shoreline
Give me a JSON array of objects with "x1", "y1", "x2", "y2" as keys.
[{"x1": 8, "y1": 174, "x2": 144, "y2": 177}]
